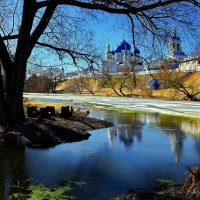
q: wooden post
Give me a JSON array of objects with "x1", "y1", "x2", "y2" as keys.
[
  {"x1": 46, "y1": 106, "x2": 56, "y2": 117},
  {"x1": 40, "y1": 107, "x2": 51, "y2": 119},
  {"x1": 60, "y1": 106, "x2": 70, "y2": 118},
  {"x1": 27, "y1": 106, "x2": 38, "y2": 118},
  {"x1": 70, "y1": 106, "x2": 74, "y2": 117}
]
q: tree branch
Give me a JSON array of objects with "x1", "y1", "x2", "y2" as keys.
[
  {"x1": 36, "y1": 41, "x2": 92, "y2": 65},
  {"x1": 127, "y1": 14, "x2": 136, "y2": 49},
  {"x1": 2, "y1": 34, "x2": 18, "y2": 40},
  {"x1": 37, "y1": 0, "x2": 200, "y2": 14},
  {"x1": 0, "y1": 35, "x2": 13, "y2": 72},
  {"x1": 29, "y1": 2, "x2": 57, "y2": 51}
]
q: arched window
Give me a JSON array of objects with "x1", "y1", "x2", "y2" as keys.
[{"x1": 177, "y1": 44, "x2": 180, "y2": 51}]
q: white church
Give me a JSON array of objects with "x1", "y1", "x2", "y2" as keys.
[
  {"x1": 167, "y1": 28, "x2": 200, "y2": 71},
  {"x1": 101, "y1": 28, "x2": 200, "y2": 74},
  {"x1": 102, "y1": 40, "x2": 145, "y2": 73},
  {"x1": 63, "y1": 28, "x2": 200, "y2": 79},
  {"x1": 167, "y1": 28, "x2": 186, "y2": 60}
]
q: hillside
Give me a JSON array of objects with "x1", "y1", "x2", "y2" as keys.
[{"x1": 56, "y1": 71, "x2": 200, "y2": 101}]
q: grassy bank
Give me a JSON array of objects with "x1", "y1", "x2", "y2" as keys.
[
  {"x1": 23, "y1": 98, "x2": 68, "y2": 113},
  {"x1": 56, "y1": 71, "x2": 200, "y2": 101}
]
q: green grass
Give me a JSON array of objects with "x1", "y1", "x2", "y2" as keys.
[
  {"x1": 8, "y1": 182, "x2": 86, "y2": 200},
  {"x1": 157, "y1": 178, "x2": 174, "y2": 184}
]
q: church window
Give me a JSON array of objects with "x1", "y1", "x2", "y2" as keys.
[{"x1": 177, "y1": 44, "x2": 180, "y2": 51}]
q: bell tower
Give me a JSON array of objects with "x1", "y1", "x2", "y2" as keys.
[
  {"x1": 105, "y1": 42, "x2": 113, "y2": 60},
  {"x1": 168, "y1": 28, "x2": 185, "y2": 59}
]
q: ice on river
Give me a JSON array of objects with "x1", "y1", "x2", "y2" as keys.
[{"x1": 24, "y1": 93, "x2": 200, "y2": 118}]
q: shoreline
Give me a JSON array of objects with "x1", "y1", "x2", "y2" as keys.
[
  {"x1": 113, "y1": 164, "x2": 200, "y2": 200},
  {"x1": 24, "y1": 93, "x2": 200, "y2": 119},
  {"x1": 1, "y1": 97, "x2": 199, "y2": 199},
  {"x1": 0, "y1": 99, "x2": 113, "y2": 147}
]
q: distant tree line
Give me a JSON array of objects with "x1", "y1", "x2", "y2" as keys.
[{"x1": 24, "y1": 74, "x2": 53, "y2": 93}]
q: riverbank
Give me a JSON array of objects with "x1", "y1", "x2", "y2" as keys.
[
  {"x1": 25, "y1": 93, "x2": 200, "y2": 119},
  {"x1": 56, "y1": 71, "x2": 200, "y2": 101},
  {"x1": 113, "y1": 165, "x2": 200, "y2": 200},
  {"x1": 0, "y1": 99, "x2": 112, "y2": 147}
]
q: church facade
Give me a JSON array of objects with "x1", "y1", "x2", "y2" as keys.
[
  {"x1": 167, "y1": 28, "x2": 186, "y2": 60},
  {"x1": 167, "y1": 28, "x2": 200, "y2": 71},
  {"x1": 102, "y1": 40, "x2": 145, "y2": 73}
]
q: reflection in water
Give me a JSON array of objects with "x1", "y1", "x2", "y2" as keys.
[
  {"x1": 1, "y1": 107, "x2": 200, "y2": 199},
  {"x1": 0, "y1": 147, "x2": 29, "y2": 200},
  {"x1": 105, "y1": 111, "x2": 200, "y2": 164},
  {"x1": 180, "y1": 122, "x2": 200, "y2": 139},
  {"x1": 169, "y1": 132, "x2": 185, "y2": 164},
  {"x1": 103, "y1": 111, "x2": 144, "y2": 147},
  {"x1": 107, "y1": 125, "x2": 142, "y2": 147}
]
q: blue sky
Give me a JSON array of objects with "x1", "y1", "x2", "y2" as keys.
[
  {"x1": 91, "y1": 12, "x2": 199, "y2": 56},
  {"x1": 31, "y1": 7, "x2": 200, "y2": 73}
]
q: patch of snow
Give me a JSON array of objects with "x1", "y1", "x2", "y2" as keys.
[{"x1": 24, "y1": 93, "x2": 200, "y2": 118}]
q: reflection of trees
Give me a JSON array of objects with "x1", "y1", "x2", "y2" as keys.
[
  {"x1": 180, "y1": 122, "x2": 200, "y2": 139},
  {"x1": 0, "y1": 147, "x2": 30, "y2": 200},
  {"x1": 143, "y1": 112, "x2": 160, "y2": 125},
  {"x1": 180, "y1": 122, "x2": 200, "y2": 159}
]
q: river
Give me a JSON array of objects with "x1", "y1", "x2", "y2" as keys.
[{"x1": 1, "y1": 94, "x2": 200, "y2": 199}]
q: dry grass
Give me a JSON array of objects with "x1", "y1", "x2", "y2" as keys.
[
  {"x1": 23, "y1": 98, "x2": 68, "y2": 112},
  {"x1": 184, "y1": 72, "x2": 200, "y2": 85},
  {"x1": 56, "y1": 72, "x2": 200, "y2": 100}
]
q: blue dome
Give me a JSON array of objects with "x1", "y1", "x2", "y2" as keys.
[
  {"x1": 148, "y1": 79, "x2": 157, "y2": 84},
  {"x1": 116, "y1": 40, "x2": 131, "y2": 52},
  {"x1": 114, "y1": 48, "x2": 121, "y2": 53},
  {"x1": 174, "y1": 52, "x2": 186, "y2": 57},
  {"x1": 134, "y1": 48, "x2": 140, "y2": 55},
  {"x1": 148, "y1": 78, "x2": 160, "y2": 90}
]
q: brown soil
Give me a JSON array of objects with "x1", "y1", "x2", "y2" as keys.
[
  {"x1": 113, "y1": 165, "x2": 200, "y2": 200},
  {"x1": 0, "y1": 113, "x2": 112, "y2": 147}
]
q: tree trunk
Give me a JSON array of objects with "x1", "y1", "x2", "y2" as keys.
[
  {"x1": 8, "y1": 59, "x2": 28, "y2": 124},
  {"x1": 0, "y1": 0, "x2": 56, "y2": 125},
  {"x1": 119, "y1": 87, "x2": 126, "y2": 96},
  {"x1": 52, "y1": 76, "x2": 57, "y2": 93},
  {"x1": 0, "y1": 40, "x2": 27, "y2": 124},
  {"x1": 133, "y1": 72, "x2": 137, "y2": 87},
  {"x1": 0, "y1": 0, "x2": 36, "y2": 125}
]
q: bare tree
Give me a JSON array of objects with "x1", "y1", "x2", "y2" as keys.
[
  {"x1": 99, "y1": 66, "x2": 136, "y2": 96},
  {"x1": 156, "y1": 60, "x2": 200, "y2": 101},
  {"x1": 24, "y1": 74, "x2": 53, "y2": 93},
  {"x1": 0, "y1": 0, "x2": 199, "y2": 125},
  {"x1": 64, "y1": 76, "x2": 96, "y2": 95}
]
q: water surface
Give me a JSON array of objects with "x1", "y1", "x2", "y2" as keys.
[{"x1": 1, "y1": 100, "x2": 200, "y2": 199}]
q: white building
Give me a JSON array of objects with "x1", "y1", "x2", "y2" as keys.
[
  {"x1": 167, "y1": 28, "x2": 200, "y2": 71},
  {"x1": 179, "y1": 56, "x2": 200, "y2": 71},
  {"x1": 102, "y1": 40, "x2": 145, "y2": 73},
  {"x1": 167, "y1": 28, "x2": 186, "y2": 60},
  {"x1": 157, "y1": 28, "x2": 200, "y2": 71}
]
